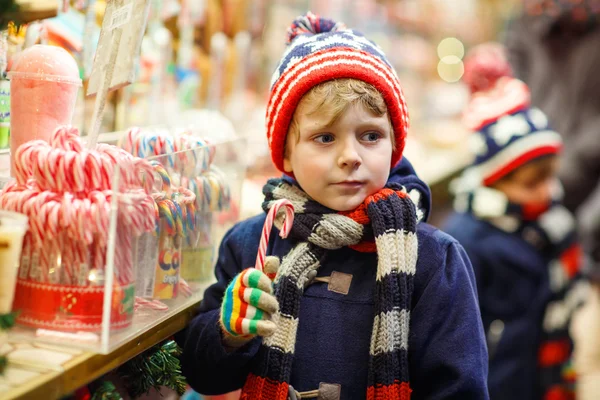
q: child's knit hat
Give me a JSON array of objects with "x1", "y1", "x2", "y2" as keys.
[
  {"x1": 461, "y1": 43, "x2": 563, "y2": 187},
  {"x1": 266, "y1": 12, "x2": 409, "y2": 173}
]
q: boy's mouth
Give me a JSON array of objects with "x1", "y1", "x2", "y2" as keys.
[{"x1": 333, "y1": 180, "x2": 365, "y2": 189}]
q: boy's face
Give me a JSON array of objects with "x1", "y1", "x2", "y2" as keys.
[
  {"x1": 283, "y1": 103, "x2": 393, "y2": 211},
  {"x1": 491, "y1": 156, "x2": 559, "y2": 206}
]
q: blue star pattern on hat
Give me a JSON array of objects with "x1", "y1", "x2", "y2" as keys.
[
  {"x1": 271, "y1": 30, "x2": 390, "y2": 88},
  {"x1": 471, "y1": 107, "x2": 562, "y2": 185}
]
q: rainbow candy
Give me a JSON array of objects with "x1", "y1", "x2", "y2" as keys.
[{"x1": 150, "y1": 160, "x2": 171, "y2": 193}]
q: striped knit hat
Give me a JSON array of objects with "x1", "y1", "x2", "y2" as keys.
[
  {"x1": 461, "y1": 43, "x2": 563, "y2": 187},
  {"x1": 266, "y1": 12, "x2": 409, "y2": 173}
]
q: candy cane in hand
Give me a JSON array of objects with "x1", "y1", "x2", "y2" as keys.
[{"x1": 254, "y1": 199, "x2": 295, "y2": 273}]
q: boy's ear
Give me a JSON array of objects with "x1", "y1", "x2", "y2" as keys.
[
  {"x1": 283, "y1": 138, "x2": 294, "y2": 173},
  {"x1": 283, "y1": 155, "x2": 293, "y2": 173}
]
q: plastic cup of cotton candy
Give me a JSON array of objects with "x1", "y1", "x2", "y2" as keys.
[{"x1": 7, "y1": 45, "x2": 81, "y2": 175}]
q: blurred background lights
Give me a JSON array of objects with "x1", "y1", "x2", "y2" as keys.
[
  {"x1": 437, "y1": 37, "x2": 465, "y2": 82},
  {"x1": 438, "y1": 55, "x2": 464, "y2": 83},
  {"x1": 437, "y1": 37, "x2": 465, "y2": 59}
]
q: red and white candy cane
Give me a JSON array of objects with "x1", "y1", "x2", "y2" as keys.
[
  {"x1": 134, "y1": 297, "x2": 169, "y2": 311},
  {"x1": 254, "y1": 199, "x2": 295, "y2": 274}
]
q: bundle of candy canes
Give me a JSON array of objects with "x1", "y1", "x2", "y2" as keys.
[
  {"x1": 120, "y1": 126, "x2": 214, "y2": 174},
  {"x1": 0, "y1": 126, "x2": 156, "y2": 287},
  {"x1": 120, "y1": 127, "x2": 232, "y2": 250},
  {"x1": 148, "y1": 161, "x2": 195, "y2": 299},
  {"x1": 151, "y1": 161, "x2": 196, "y2": 239},
  {"x1": 120, "y1": 127, "x2": 231, "y2": 213}
]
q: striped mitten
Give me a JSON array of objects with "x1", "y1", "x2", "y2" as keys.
[{"x1": 220, "y1": 257, "x2": 280, "y2": 340}]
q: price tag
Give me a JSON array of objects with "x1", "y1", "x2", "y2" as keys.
[{"x1": 108, "y1": 3, "x2": 134, "y2": 30}]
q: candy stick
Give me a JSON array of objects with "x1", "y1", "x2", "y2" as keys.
[
  {"x1": 254, "y1": 199, "x2": 295, "y2": 273},
  {"x1": 134, "y1": 297, "x2": 169, "y2": 311},
  {"x1": 179, "y1": 278, "x2": 193, "y2": 297},
  {"x1": 151, "y1": 161, "x2": 171, "y2": 192}
]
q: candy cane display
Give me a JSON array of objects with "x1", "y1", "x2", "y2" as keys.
[
  {"x1": 254, "y1": 199, "x2": 295, "y2": 273},
  {"x1": 120, "y1": 127, "x2": 233, "y2": 266},
  {"x1": 120, "y1": 127, "x2": 214, "y2": 177},
  {"x1": 132, "y1": 160, "x2": 198, "y2": 305},
  {"x1": 0, "y1": 126, "x2": 155, "y2": 286},
  {"x1": 0, "y1": 126, "x2": 162, "y2": 332}
]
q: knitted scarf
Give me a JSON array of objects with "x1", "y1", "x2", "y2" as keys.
[
  {"x1": 458, "y1": 186, "x2": 588, "y2": 399},
  {"x1": 241, "y1": 178, "x2": 419, "y2": 400}
]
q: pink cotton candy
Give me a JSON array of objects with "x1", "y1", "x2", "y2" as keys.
[{"x1": 8, "y1": 45, "x2": 81, "y2": 176}]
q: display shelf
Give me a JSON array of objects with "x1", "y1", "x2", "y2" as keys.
[
  {"x1": 0, "y1": 133, "x2": 245, "y2": 353},
  {"x1": 0, "y1": 131, "x2": 245, "y2": 400},
  {"x1": 0, "y1": 293, "x2": 203, "y2": 400},
  {"x1": 5, "y1": 282, "x2": 209, "y2": 354}
]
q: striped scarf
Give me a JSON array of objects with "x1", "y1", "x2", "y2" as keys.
[{"x1": 241, "y1": 178, "x2": 418, "y2": 400}]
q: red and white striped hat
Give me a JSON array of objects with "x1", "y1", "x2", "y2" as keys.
[{"x1": 266, "y1": 12, "x2": 409, "y2": 173}]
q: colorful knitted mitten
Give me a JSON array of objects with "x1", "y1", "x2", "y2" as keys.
[{"x1": 220, "y1": 257, "x2": 279, "y2": 338}]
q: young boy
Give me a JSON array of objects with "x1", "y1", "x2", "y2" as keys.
[
  {"x1": 178, "y1": 13, "x2": 489, "y2": 399},
  {"x1": 444, "y1": 44, "x2": 588, "y2": 400}
]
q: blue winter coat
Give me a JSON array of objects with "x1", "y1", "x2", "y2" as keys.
[
  {"x1": 178, "y1": 159, "x2": 489, "y2": 399},
  {"x1": 444, "y1": 211, "x2": 564, "y2": 400}
]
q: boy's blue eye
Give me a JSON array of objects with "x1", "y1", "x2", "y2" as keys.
[
  {"x1": 314, "y1": 134, "x2": 335, "y2": 144},
  {"x1": 362, "y1": 132, "x2": 381, "y2": 142}
]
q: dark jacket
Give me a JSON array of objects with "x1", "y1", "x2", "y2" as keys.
[
  {"x1": 444, "y1": 208, "x2": 581, "y2": 400},
  {"x1": 177, "y1": 159, "x2": 489, "y2": 399}
]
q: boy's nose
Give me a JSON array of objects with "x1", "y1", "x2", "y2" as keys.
[
  {"x1": 535, "y1": 181, "x2": 553, "y2": 204},
  {"x1": 337, "y1": 141, "x2": 362, "y2": 169}
]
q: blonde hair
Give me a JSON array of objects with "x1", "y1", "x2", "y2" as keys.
[{"x1": 288, "y1": 78, "x2": 394, "y2": 148}]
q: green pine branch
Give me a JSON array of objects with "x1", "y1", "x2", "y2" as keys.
[
  {"x1": 91, "y1": 381, "x2": 122, "y2": 400},
  {"x1": 118, "y1": 340, "x2": 187, "y2": 398},
  {"x1": 0, "y1": 312, "x2": 17, "y2": 330}
]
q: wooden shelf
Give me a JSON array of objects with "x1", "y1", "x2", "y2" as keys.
[{"x1": 1, "y1": 299, "x2": 200, "y2": 400}]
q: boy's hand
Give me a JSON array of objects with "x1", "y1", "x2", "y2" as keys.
[{"x1": 219, "y1": 258, "x2": 280, "y2": 343}]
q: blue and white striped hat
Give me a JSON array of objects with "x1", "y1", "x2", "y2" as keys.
[{"x1": 462, "y1": 44, "x2": 562, "y2": 186}]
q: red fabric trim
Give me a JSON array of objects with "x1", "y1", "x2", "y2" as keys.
[
  {"x1": 367, "y1": 381, "x2": 412, "y2": 400},
  {"x1": 349, "y1": 241, "x2": 377, "y2": 253},
  {"x1": 483, "y1": 144, "x2": 562, "y2": 186},
  {"x1": 341, "y1": 200, "x2": 370, "y2": 224},
  {"x1": 543, "y1": 385, "x2": 575, "y2": 400},
  {"x1": 241, "y1": 374, "x2": 289, "y2": 400},
  {"x1": 267, "y1": 49, "x2": 408, "y2": 173},
  {"x1": 561, "y1": 245, "x2": 582, "y2": 279},
  {"x1": 538, "y1": 339, "x2": 572, "y2": 367},
  {"x1": 522, "y1": 201, "x2": 551, "y2": 221},
  {"x1": 366, "y1": 188, "x2": 406, "y2": 204},
  {"x1": 341, "y1": 188, "x2": 408, "y2": 253}
]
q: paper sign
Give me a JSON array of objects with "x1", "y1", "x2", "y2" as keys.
[
  {"x1": 87, "y1": 0, "x2": 150, "y2": 96},
  {"x1": 109, "y1": 3, "x2": 134, "y2": 30}
]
